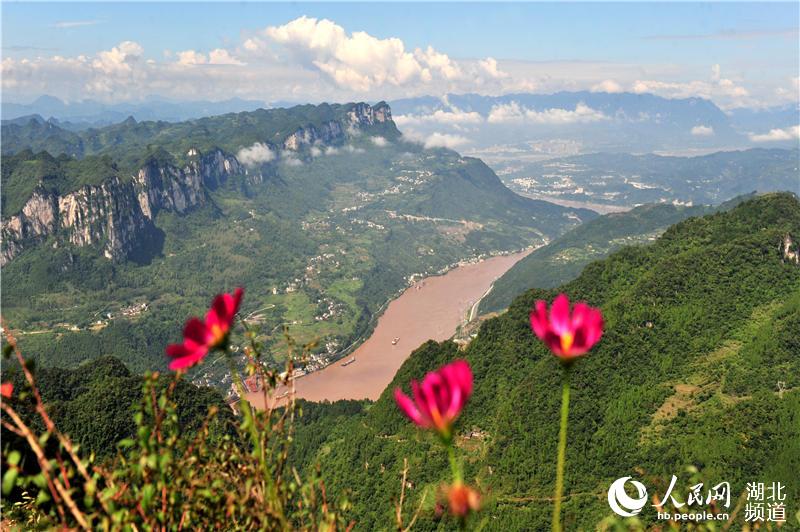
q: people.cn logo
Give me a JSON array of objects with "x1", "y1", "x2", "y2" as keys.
[{"x1": 607, "y1": 477, "x2": 648, "y2": 517}]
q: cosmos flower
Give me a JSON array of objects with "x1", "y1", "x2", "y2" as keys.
[
  {"x1": 166, "y1": 288, "x2": 244, "y2": 370},
  {"x1": 394, "y1": 359, "x2": 472, "y2": 439},
  {"x1": 529, "y1": 293, "x2": 603, "y2": 360},
  {"x1": 444, "y1": 482, "x2": 481, "y2": 518}
]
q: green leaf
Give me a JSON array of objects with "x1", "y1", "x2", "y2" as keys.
[{"x1": 2, "y1": 467, "x2": 18, "y2": 495}]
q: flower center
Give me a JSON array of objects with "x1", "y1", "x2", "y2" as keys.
[
  {"x1": 560, "y1": 332, "x2": 574, "y2": 354},
  {"x1": 209, "y1": 323, "x2": 227, "y2": 348}
]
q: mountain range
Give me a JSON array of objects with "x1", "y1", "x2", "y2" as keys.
[
  {"x1": 1, "y1": 102, "x2": 593, "y2": 384},
  {"x1": 4, "y1": 92, "x2": 798, "y2": 156}
]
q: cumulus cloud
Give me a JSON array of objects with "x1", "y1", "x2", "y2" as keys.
[
  {"x1": 591, "y1": 79, "x2": 623, "y2": 93},
  {"x1": 1, "y1": 16, "x2": 791, "y2": 109},
  {"x1": 420, "y1": 132, "x2": 470, "y2": 149},
  {"x1": 236, "y1": 142, "x2": 275, "y2": 167},
  {"x1": 265, "y1": 16, "x2": 426, "y2": 91},
  {"x1": 177, "y1": 49, "x2": 245, "y2": 66},
  {"x1": 633, "y1": 64, "x2": 751, "y2": 107},
  {"x1": 748, "y1": 125, "x2": 800, "y2": 143},
  {"x1": 394, "y1": 108, "x2": 483, "y2": 127},
  {"x1": 478, "y1": 57, "x2": 508, "y2": 79},
  {"x1": 92, "y1": 41, "x2": 143, "y2": 75},
  {"x1": 690, "y1": 125, "x2": 714, "y2": 136},
  {"x1": 487, "y1": 101, "x2": 609, "y2": 125}
]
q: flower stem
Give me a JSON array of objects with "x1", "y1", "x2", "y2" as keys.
[
  {"x1": 552, "y1": 366, "x2": 571, "y2": 532},
  {"x1": 447, "y1": 441, "x2": 462, "y2": 484}
]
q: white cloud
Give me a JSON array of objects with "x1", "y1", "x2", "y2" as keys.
[
  {"x1": 209, "y1": 49, "x2": 245, "y2": 66},
  {"x1": 344, "y1": 145, "x2": 365, "y2": 154},
  {"x1": 487, "y1": 101, "x2": 609, "y2": 125},
  {"x1": 177, "y1": 50, "x2": 208, "y2": 66},
  {"x1": 591, "y1": 79, "x2": 623, "y2": 93},
  {"x1": 264, "y1": 16, "x2": 426, "y2": 91},
  {"x1": 1, "y1": 16, "x2": 793, "y2": 109},
  {"x1": 478, "y1": 57, "x2": 508, "y2": 79},
  {"x1": 370, "y1": 136, "x2": 389, "y2": 147},
  {"x1": 52, "y1": 20, "x2": 102, "y2": 29},
  {"x1": 92, "y1": 41, "x2": 143, "y2": 75},
  {"x1": 177, "y1": 49, "x2": 245, "y2": 66},
  {"x1": 394, "y1": 108, "x2": 483, "y2": 127},
  {"x1": 748, "y1": 125, "x2": 800, "y2": 142},
  {"x1": 633, "y1": 64, "x2": 752, "y2": 108},
  {"x1": 236, "y1": 142, "x2": 275, "y2": 167},
  {"x1": 421, "y1": 132, "x2": 470, "y2": 149},
  {"x1": 414, "y1": 46, "x2": 463, "y2": 80},
  {"x1": 690, "y1": 125, "x2": 714, "y2": 136}
]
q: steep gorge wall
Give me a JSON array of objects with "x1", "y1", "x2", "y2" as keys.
[{"x1": 1, "y1": 149, "x2": 242, "y2": 264}]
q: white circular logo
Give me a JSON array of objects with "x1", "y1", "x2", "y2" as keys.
[{"x1": 607, "y1": 477, "x2": 648, "y2": 517}]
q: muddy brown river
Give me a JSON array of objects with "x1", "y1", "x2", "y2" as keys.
[{"x1": 246, "y1": 249, "x2": 532, "y2": 407}]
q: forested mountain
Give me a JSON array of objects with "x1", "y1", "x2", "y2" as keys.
[
  {"x1": 1, "y1": 356, "x2": 233, "y2": 460},
  {"x1": 0, "y1": 102, "x2": 593, "y2": 383},
  {"x1": 479, "y1": 201, "x2": 738, "y2": 313},
  {"x1": 289, "y1": 192, "x2": 800, "y2": 529}
]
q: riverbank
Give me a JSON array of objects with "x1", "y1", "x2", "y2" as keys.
[{"x1": 245, "y1": 248, "x2": 533, "y2": 407}]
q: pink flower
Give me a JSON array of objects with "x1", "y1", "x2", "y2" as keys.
[
  {"x1": 394, "y1": 359, "x2": 472, "y2": 438},
  {"x1": 445, "y1": 482, "x2": 481, "y2": 518},
  {"x1": 529, "y1": 293, "x2": 603, "y2": 360},
  {"x1": 1, "y1": 382, "x2": 12, "y2": 399},
  {"x1": 166, "y1": 288, "x2": 244, "y2": 370}
]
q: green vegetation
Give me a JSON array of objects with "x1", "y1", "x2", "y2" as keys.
[
  {"x1": 1, "y1": 150, "x2": 119, "y2": 214},
  {"x1": 479, "y1": 201, "x2": 730, "y2": 313},
  {"x1": 1, "y1": 356, "x2": 233, "y2": 460},
  {"x1": 2, "y1": 105, "x2": 593, "y2": 382},
  {"x1": 3, "y1": 192, "x2": 798, "y2": 530},
  {"x1": 286, "y1": 192, "x2": 800, "y2": 529}
]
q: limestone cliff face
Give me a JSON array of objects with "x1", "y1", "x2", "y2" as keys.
[
  {"x1": 2, "y1": 102, "x2": 396, "y2": 264},
  {"x1": 282, "y1": 102, "x2": 393, "y2": 151},
  {"x1": 1, "y1": 148, "x2": 242, "y2": 265}
]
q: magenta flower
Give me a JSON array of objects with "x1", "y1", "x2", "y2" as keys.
[
  {"x1": 166, "y1": 288, "x2": 244, "y2": 370},
  {"x1": 394, "y1": 359, "x2": 473, "y2": 438},
  {"x1": 529, "y1": 293, "x2": 603, "y2": 360}
]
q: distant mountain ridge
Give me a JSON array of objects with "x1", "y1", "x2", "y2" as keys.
[
  {"x1": 390, "y1": 91, "x2": 799, "y2": 152},
  {"x1": 1, "y1": 95, "x2": 272, "y2": 127}
]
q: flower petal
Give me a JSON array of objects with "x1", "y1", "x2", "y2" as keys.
[
  {"x1": 394, "y1": 388, "x2": 426, "y2": 427},
  {"x1": 549, "y1": 293, "x2": 572, "y2": 335}
]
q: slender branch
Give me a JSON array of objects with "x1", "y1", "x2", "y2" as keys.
[{"x1": 1, "y1": 402, "x2": 90, "y2": 530}]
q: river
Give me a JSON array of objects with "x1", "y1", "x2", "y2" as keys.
[{"x1": 245, "y1": 249, "x2": 532, "y2": 407}]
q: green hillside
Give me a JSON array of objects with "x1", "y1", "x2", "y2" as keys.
[
  {"x1": 290, "y1": 192, "x2": 800, "y2": 530},
  {"x1": 1, "y1": 105, "x2": 593, "y2": 381},
  {"x1": 479, "y1": 202, "x2": 725, "y2": 314}
]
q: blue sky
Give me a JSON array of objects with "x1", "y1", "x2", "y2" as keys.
[{"x1": 2, "y1": 2, "x2": 798, "y2": 107}]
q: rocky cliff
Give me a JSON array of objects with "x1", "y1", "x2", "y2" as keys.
[
  {"x1": 1, "y1": 148, "x2": 242, "y2": 264},
  {"x1": 282, "y1": 102, "x2": 392, "y2": 151},
  {"x1": 1, "y1": 101, "x2": 395, "y2": 265}
]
